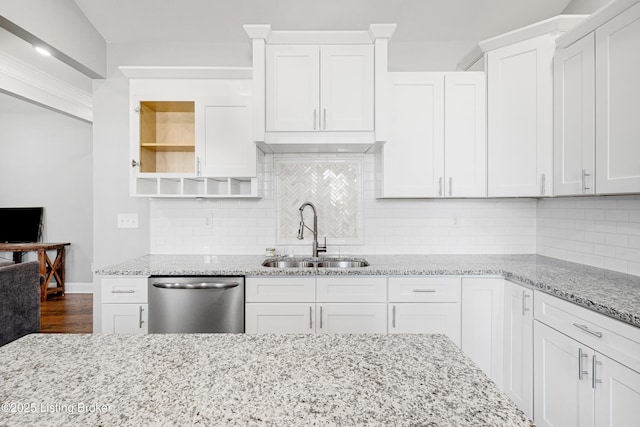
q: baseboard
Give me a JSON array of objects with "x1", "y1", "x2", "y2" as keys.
[{"x1": 62, "y1": 282, "x2": 94, "y2": 294}]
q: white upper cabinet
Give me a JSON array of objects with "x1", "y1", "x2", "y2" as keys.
[
  {"x1": 554, "y1": 33, "x2": 596, "y2": 196},
  {"x1": 320, "y1": 45, "x2": 375, "y2": 131},
  {"x1": 595, "y1": 1, "x2": 640, "y2": 194},
  {"x1": 379, "y1": 73, "x2": 444, "y2": 198},
  {"x1": 444, "y1": 73, "x2": 487, "y2": 198},
  {"x1": 265, "y1": 45, "x2": 320, "y2": 131},
  {"x1": 377, "y1": 72, "x2": 486, "y2": 198},
  {"x1": 487, "y1": 35, "x2": 555, "y2": 197},
  {"x1": 266, "y1": 44, "x2": 374, "y2": 132},
  {"x1": 126, "y1": 76, "x2": 261, "y2": 198},
  {"x1": 197, "y1": 96, "x2": 255, "y2": 177}
]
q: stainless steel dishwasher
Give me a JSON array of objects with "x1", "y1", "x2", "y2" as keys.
[{"x1": 148, "y1": 276, "x2": 244, "y2": 333}]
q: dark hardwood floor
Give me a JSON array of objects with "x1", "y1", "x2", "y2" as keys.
[{"x1": 40, "y1": 294, "x2": 93, "y2": 333}]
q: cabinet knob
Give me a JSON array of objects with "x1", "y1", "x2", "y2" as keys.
[
  {"x1": 131, "y1": 159, "x2": 140, "y2": 168},
  {"x1": 134, "y1": 106, "x2": 141, "y2": 113}
]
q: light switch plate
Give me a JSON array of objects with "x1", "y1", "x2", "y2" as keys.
[{"x1": 117, "y1": 213, "x2": 139, "y2": 229}]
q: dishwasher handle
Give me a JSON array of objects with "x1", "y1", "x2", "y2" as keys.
[{"x1": 152, "y1": 282, "x2": 239, "y2": 290}]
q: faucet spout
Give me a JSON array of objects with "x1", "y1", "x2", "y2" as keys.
[{"x1": 297, "y1": 202, "x2": 327, "y2": 257}]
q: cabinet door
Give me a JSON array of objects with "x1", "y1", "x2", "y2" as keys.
[
  {"x1": 245, "y1": 303, "x2": 315, "y2": 334},
  {"x1": 461, "y1": 278, "x2": 504, "y2": 387},
  {"x1": 595, "y1": 2, "x2": 640, "y2": 194},
  {"x1": 534, "y1": 321, "x2": 595, "y2": 427},
  {"x1": 320, "y1": 45, "x2": 374, "y2": 131},
  {"x1": 388, "y1": 303, "x2": 461, "y2": 346},
  {"x1": 553, "y1": 34, "x2": 596, "y2": 196},
  {"x1": 266, "y1": 45, "x2": 320, "y2": 131},
  {"x1": 317, "y1": 303, "x2": 387, "y2": 334},
  {"x1": 197, "y1": 96, "x2": 255, "y2": 177},
  {"x1": 594, "y1": 352, "x2": 640, "y2": 427},
  {"x1": 101, "y1": 304, "x2": 148, "y2": 334},
  {"x1": 444, "y1": 72, "x2": 487, "y2": 197},
  {"x1": 503, "y1": 281, "x2": 534, "y2": 419},
  {"x1": 381, "y1": 73, "x2": 444, "y2": 197},
  {"x1": 487, "y1": 35, "x2": 554, "y2": 197}
]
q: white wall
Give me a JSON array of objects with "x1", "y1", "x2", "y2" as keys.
[
  {"x1": 538, "y1": 196, "x2": 640, "y2": 276},
  {"x1": 0, "y1": 92, "x2": 93, "y2": 282},
  {"x1": 150, "y1": 154, "x2": 537, "y2": 255}
]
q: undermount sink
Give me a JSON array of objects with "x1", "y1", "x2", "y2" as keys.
[{"x1": 261, "y1": 259, "x2": 369, "y2": 268}]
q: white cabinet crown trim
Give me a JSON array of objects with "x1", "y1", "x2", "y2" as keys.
[{"x1": 244, "y1": 24, "x2": 397, "y2": 44}]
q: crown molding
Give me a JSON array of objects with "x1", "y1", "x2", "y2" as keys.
[{"x1": 0, "y1": 51, "x2": 92, "y2": 122}]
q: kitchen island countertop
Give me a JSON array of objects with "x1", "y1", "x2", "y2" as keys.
[
  {"x1": 0, "y1": 333, "x2": 532, "y2": 426},
  {"x1": 97, "y1": 254, "x2": 640, "y2": 328}
]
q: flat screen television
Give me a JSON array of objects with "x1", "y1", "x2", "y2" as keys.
[{"x1": 0, "y1": 207, "x2": 44, "y2": 243}]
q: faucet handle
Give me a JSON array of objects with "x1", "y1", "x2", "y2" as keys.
[{"x1": 318, "y1": 237, "x2": 328, "y2": 253}]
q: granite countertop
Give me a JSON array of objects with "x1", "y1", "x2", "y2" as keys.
[
  {"x1": 97, "y1": 253, "x2": 640, "y2": 328},
  {"x1": 0, "y1": 333, "x2": 532, "y2": 426}
]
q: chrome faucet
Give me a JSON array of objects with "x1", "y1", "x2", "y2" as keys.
[{"x1": 297, "y1": 202, "x2": 327, "y2": 257}]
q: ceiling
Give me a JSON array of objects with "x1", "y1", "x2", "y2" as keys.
[{"x1": 73, "y1": 0, "x2": 576, "y2": 45}]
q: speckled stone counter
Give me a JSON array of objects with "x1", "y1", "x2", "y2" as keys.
[
  {"x1": 0, "y1": 333, "x2": 531, "y2": 426},
  {"x1": 97, "y1": 254, "x2": 640, "y2": 328}
]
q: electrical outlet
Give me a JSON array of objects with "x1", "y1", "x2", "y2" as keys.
[
  {"x1": 117, "y1": 213, "x2": 139, "y2": 229},
  {"x1": 204, "y1": 209, "x2": 213, "y2": 229}
]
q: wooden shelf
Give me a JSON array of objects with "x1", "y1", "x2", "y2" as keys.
[
  {"x1": 141, "y1": 143, "x2": 195, "y2": 152},
  {"x1": 138, "y1": 100, "x2": 195, "y2": 173}
]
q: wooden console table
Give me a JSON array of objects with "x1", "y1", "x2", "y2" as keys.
[{"x1": 0, "y1": 243, "x2": 70, "y2": 301}]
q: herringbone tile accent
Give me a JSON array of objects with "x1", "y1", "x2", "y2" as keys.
[{"x1": 277, "y1": 161, "x2": 360, "y2": 240}]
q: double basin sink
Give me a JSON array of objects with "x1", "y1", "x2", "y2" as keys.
[{"x1": 262, "y1": 257, "x2": 369, "y2": 269}]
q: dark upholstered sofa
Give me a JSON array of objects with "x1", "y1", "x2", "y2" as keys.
[{"x1": 0, "y1": 261, "x2": 41, "y2": 346}]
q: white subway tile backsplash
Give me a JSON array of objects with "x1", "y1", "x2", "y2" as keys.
[{"x1": 538, "y1": 196, "x2": 640, "y2": 276}]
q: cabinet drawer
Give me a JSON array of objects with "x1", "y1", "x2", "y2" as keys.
[
  {"x1": 534, "y1": 291, "x2": 640, "y2": 373},
  {"x1": 246, "y1": 277, "x2": 315, "y2": 302},
  {"x1": 101, "y1": 277, "x2": 148, "y2": 303},
  {"x1": 388, "y1": 277, "x2": 461, "y2": 302},
  {"x1": 316, "y1": 277, "x2": 386, "y2": 302}
]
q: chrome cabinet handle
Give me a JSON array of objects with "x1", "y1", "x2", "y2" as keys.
[
  {"x1": 139, "y1": 305, "x2": 144, "y2": 329},
  {"x1": 412, "y1": 289, "x2": 436, "y2": 293},
  {"x1": 582, "y1": 169, "x2": 591, "y2": 193},
  {"x1": 578, "y1": 348, "x2": 589, "y2": 380},
  {"x1": 439, "y1": 177, "x2": 443, "y2": 197},
  {"x1": 319, "y1": 305, "x2": 323, "y2": 329},
  {"x1": 392, "y1": 305, "x2": 396, "y2": 329},
  {"x1": 131, "y1": 160, "x2": 140, "y2": 168},
  {"x1": 522, "y1": 291, "x2": 531, "y2": 315},
  {"x1": 152, "y1": 282, "x2": 239, "y2": 290},
  {"x1": 541, "y1": 173, "x2": 546, "y2": 196},
  {"x1": 197, "y1": 156, "x2": 201, "y2": 176},
  {"x1": 592, "y1": 355, "x2": 602, "y2": 388},
  {"x1": 134, "y1": 105, "x2": 141, "y2": 113},
  {"x1": 323, "y1": 108, "x2": 327, "y2": 130},
  {"x1": 449, "y1": 177, "x2": 453, "y2": 197},
  {"x1": 313, "y1": 109, "x2": 317, "y2": 130},
  {"x1": 111, "y1": 289, "x2": 135, "y2": 294},
  {"x1": 309, "y1": 306, "x2": 313, "y2": 329},
  {"x1": 573, "y1": 323, "x2": 603, "y2": 338}
]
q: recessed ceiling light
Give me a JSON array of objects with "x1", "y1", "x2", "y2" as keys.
[{"x1": 34, "y1": 46, "x2": 52, "y2": 57}]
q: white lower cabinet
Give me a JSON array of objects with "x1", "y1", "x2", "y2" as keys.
[
  {"x1": 318, "y1": 303, "x2": 387, "y2": 334},
  {"x1": 245, "y1": 303, "x2": 315, "y2": 334},
  {"x1": 461, "y1": 277, "x2": 504, "y2": 388},
  {"x1": 101, "y1": 303, "x2": 148, "y2": 334},
  {"x1": 503, "y1": 280, "x2": 534, "y2": 419},
  {"x1": 389, "y1": 303, "x2": 460, "y2": 342},
  {"x1": 388, "y1": 277, "x2": 461, "y2": 345},
  {"x1": 534, "y1": 291, "x2": 640, "y2": 426},
  {"x1": 245, "y1": 276, "x2": 387, "y2": 334},
  {"x1": 100, "y1": 277, "x2": 149, "y2": 334}
]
